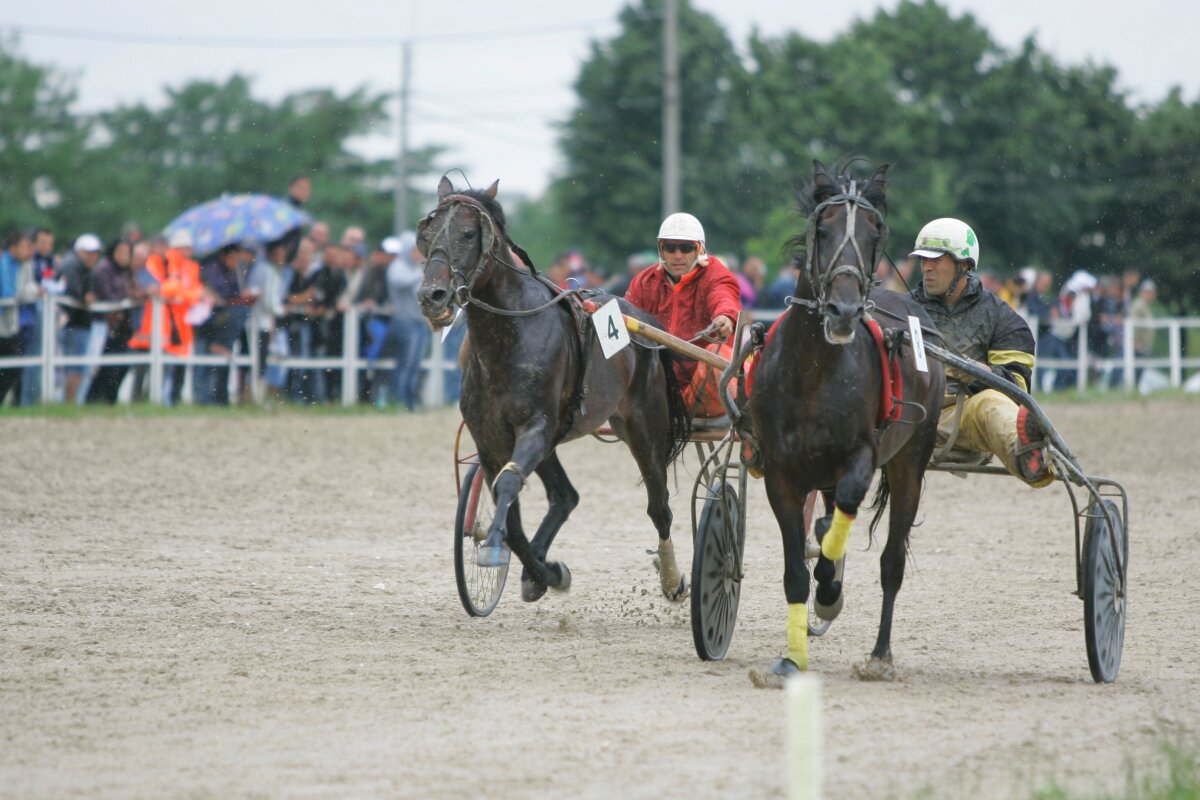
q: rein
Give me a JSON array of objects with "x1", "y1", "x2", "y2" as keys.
[{"x1": 788, "y1": 181, "x2": 888, "y2": 319}]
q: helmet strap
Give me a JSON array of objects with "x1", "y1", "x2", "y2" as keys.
[{"x1": 945, "y1": 260, "x2": 970, "y2": 301}]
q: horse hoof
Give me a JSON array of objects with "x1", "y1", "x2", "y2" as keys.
[
  {"x1": 551, "y1": 562, "x2": 572, "y2": 593},
  {"x1": 663, "y1": 575, "x2": 688, "y2": 602},
  {"x1": 748, "y1": 657, "x2": 803, "y2": 689},
  {"x1": 521, "y1": 576, "x2": 548, "y2": 602},
  {"x1": 852, "y1": 655, "x2": 896, "y2": 682},
  {"x1": 813, "y1": 581, "x2": 843, "y2": 621},
  {"x1": 477, "y1": 543, "x2": 510, "y2": 569}
]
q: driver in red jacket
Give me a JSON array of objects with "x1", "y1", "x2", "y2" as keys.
[{"x1": 624, "y1": 212, "x2": 741, "y2": 417}]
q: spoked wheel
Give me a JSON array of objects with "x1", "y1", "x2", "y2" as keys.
[
  {"x1": 1083, "y1": 498, "x2": 1127, "y2": 683},
  {"x1": 692, "y1": 480, "x2": 742, "y2": 661},
  {"x1": 453, "y1": 463, "x2": 509, "y2": 617}
]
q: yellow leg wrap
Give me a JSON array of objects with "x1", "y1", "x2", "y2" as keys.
[
  {"x1": 787, "y1": 602, "x2": 809, "y2": 670},
  {"x1": 820, "y1": 507, "x2": 855, "y2": 561}
]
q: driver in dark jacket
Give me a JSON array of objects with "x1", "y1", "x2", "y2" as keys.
[{"x1": 911, "y1": 218, "x2": 1053, "y2": 487}]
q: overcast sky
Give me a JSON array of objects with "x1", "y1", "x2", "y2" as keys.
[{"x1": 3, "y1": 0, "x2": 1195, "y2": 199}]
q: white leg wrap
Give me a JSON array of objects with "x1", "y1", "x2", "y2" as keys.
[{"x1": 657, "y1": 539, "x2": 685, "y2": 600}]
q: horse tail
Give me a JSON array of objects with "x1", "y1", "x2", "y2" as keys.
[
  {"x1": 659, "y1": 351, "x2": 693, "y2": 466},
  {"x1": 866, "y1": 468, "x2": 890, "y2": 547}
]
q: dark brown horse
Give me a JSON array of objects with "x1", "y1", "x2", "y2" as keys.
[
  {"x1": 748, "y1": 161, "x2": 945, "y2": 684},
  {"x1": 416, "y1": 177, "x2": 692, "y2": 603}
]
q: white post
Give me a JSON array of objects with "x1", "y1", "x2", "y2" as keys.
[
  {"x1": 424, "y1": 332, "x2": 445, "y2": 407},
  {"x1": 40, "y1": 294, "x2": 55, "y2": 403},
  {"x1": 787, "y1": 675, "x2": 822, "y2": 800},
  {"x1": 1076, "y1": 324, "x2": 1088, "y2": 391},
  {"x1": 342, "y1": 305, "x2": 359, "y2": 407},
  {"x1": 249, "y1": 312, "x2": 264, "y2": 405},
  {"x1": 1122, "y1": 319, "x2": 1135, "y2": 392},
  {"x1": 149, "y1": 297, "x2": 164, "y2": 405},
  {"x1": 1168, "y1": 320, "x2": 1183, "y2": 388}
]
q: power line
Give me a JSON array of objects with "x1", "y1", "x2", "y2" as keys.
[{"x1": 0, "y1": 19, "x2": 616, "y2": 49}]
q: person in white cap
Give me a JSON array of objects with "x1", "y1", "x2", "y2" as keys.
[
  {"x1": 624, "y1": 212, "x2": 741, "y2": 417},
  {"x1": 910, "y1": 217, "x2": 1053, "y2": 487},
  {"x1": 56, "y1": 233, "x2": 104, "y2": 402},
  {"x1": 383, "y1": 231, "x2": 430, "y2": 410}
]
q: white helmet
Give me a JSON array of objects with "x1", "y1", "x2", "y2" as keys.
[
  {"x1": 910, "y1": 217, "x2": 979, "y2": 269},
  {"x1": 657, "y1": 212, "x2": 705, "y2": 244}
]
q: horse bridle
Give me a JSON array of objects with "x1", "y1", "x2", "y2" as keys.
[
  {"x1": 418, "y1": 194, "x2": 577, "y2": 318},
  {"x1": 791, "y1": 180, "x2": 889, "y2": 318},
  {"x1": 417, "y1": 193, "x2": 504, "y2": 307}
]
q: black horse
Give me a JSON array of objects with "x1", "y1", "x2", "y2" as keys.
[
  {"x1": 417, "y1": 177, "x2": 693, "y2": 602},
  {"x1": 748, "y1": 161, "x2": 945, "y2": 684}
]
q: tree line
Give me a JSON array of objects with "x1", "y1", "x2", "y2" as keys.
[
  {"x1": 2, "y1": 0, "x2": 1198, "y2": 309},
  {"x1": 551, "y1": 0, "x2": 1200, "y2": 310}
]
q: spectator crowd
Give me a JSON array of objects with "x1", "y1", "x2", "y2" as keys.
[
  {"x1": 0, "y1": 177, "x2": 450, "y2": 409},
  {"x1": 0, "y1": 179, "x2": 1167, "y2": 409}
]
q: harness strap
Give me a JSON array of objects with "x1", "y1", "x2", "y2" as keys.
[{"x1": 864, "y1": 318, "x2": 904, "y2": 423}]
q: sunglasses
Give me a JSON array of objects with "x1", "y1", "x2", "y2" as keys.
[{"x1": 660, "y1": 242, "x2": 697, "y2": 254}]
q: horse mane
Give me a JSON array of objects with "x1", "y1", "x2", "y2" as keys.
[{"x1": 785, "y1": 157, "x2": 890, "y2": 266}]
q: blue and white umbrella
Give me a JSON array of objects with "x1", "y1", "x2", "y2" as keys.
[{"x1": 166, "y1": 193, "x2": 310, "y2": 255}]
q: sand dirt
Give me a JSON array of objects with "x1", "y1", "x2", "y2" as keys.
[{"x1": 2, "y1": 401, "x2": 1198, "y2": 798}]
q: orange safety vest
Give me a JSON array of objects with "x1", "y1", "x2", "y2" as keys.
[{"x1": 129, "y1": 249, "x2": 203, "y2": 357}]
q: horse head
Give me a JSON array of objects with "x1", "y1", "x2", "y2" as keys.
[
  {"x1": 416, "y1": 176, "x2": 504, "y2": 327},
  {"x1": 800, "y1": 160, "x2": 890, "y2": 344}
]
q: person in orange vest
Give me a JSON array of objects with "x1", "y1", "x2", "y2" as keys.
[{"x1": 129, "y1": 229, "x2": 203, "y2": 405}]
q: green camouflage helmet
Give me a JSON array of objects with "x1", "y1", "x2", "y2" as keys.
[{"x1": 910, "y1": 217, "x2": 979, "y2": 269}]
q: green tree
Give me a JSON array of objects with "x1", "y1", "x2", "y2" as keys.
[
  {"x1": 0, "y1": 37, "x2": 87, "y2": 236},
  {"x1": 1104, "y1": 89, "x2": 1200, "y2": 311},
  {"x1": 736, "y1": 1, "x2": 1138, "y2": 283},
  {"x1": 557, "y1": 0, "x2": 767, "y2": 268},
  {"x1": 93, "y1": 76, "x2": 440, "y2": 243}
]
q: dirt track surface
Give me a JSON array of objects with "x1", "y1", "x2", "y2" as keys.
[{"x1": 2, "y1": 402, "x2": 1198, "y2": 798}]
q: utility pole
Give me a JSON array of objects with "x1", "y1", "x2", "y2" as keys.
[
  {"x1": 395, "y1": 40, "x2": 412, "y2": 235},
  {"x1": 662, "y1": 0, "x2": 681, "y2": 218}
]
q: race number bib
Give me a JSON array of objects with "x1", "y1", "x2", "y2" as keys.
[
  {"x1": 908, "y1": 315, "x2": 929, "y2": 373},
  {"x1": 593, "y1": 298, "x2": 631, "y2": 359}
]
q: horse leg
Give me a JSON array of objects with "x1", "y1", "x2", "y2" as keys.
[
  {"x1": 749, "y1": 473, "x2": 812, "y2": 688},
  {"x1": 813, "y1": 446, "x2": 874, "y2": 620},
  {"x1": 854, "y1": 454, "x2": 922, "y2": 682},
  {"x1": 617, "y1": 412, "x2": 685, "y2": 602},
  {"x1": 520, "y1": 452, "x2": 580, "y2": 602},
  {"x1": 479, "y1": 430, "x2": 567, "y2": 594}
]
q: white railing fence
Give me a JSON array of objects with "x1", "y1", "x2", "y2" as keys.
[
  {"x1": 0, "y1": 295, "x2": 458, "y2": 408},
  {"x1": 0, "y1": 297, "x2": 1196, "y2": 407}
]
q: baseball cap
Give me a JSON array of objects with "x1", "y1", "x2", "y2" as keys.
[
  {"x1": 74, "y1": 233, "x2": 102, "y2": 252},
  {"x1": 381, "y1": 236, "x2": 402, "y2": 255}
]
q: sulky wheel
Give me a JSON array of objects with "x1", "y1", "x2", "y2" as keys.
[
  {"x1": 454, "y1": 463, "x2": 509, "y2": 617},
  {"x1": 1083, "y1": 498, "x2": 1127, "y2": 683},
  {"x1": 691, "y1": 480, "x2": 742, "y2": 661}
]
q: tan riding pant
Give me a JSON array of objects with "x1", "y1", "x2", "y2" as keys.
[{"x1": 936, "y1": 389, "x2": 1025, "y2": 480}]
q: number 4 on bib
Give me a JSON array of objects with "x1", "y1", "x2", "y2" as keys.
[{"x1": 593, "y1": 298, "x2": 631, "y2": 359}]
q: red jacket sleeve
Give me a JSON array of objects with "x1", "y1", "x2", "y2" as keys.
[{"x1": 703, "y1": 258, "x2": 742, "y2": 322}]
